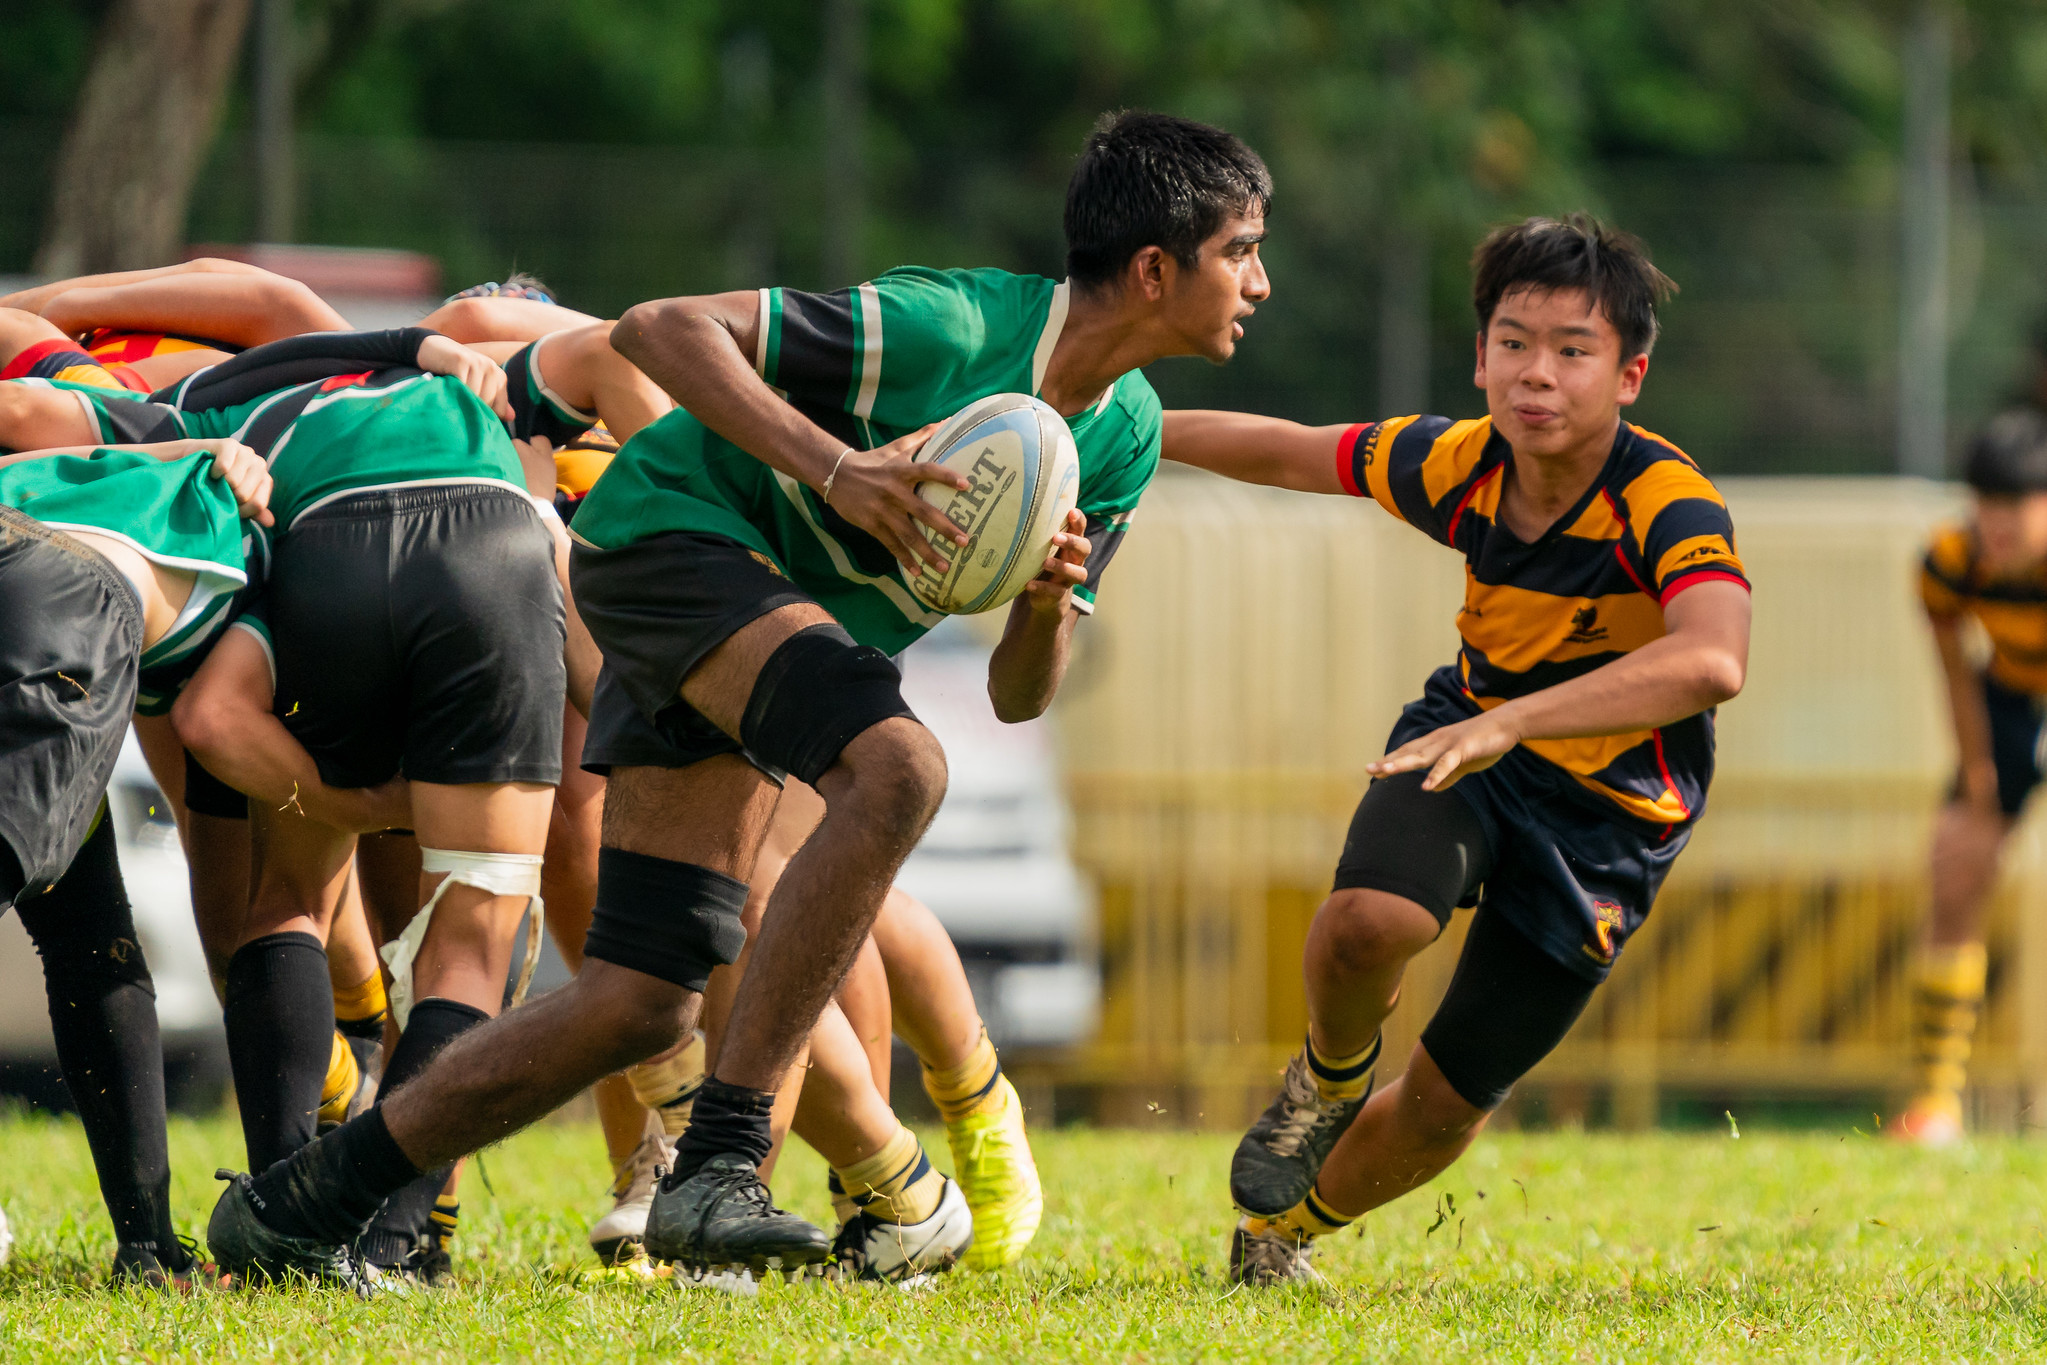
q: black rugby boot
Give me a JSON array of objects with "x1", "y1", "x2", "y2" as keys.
[{"x1": 643, "y1": 1153, "x2": 830, "y2": 1278}]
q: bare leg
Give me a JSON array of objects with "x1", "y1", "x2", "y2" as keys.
[
  {"x1": 132, "y1": 712, "x2": 248, "y2": 993},
  {"x1": 870, "y1": 889, "x2": 980, "y2": 1071},
  {"x1": 403, "y1": 780, "x2": 553, "y2": 1015},
  {"x1": 543, "y1": 712, "x2": 648, "y2": 1168},
  {"x1": 1928, "y1": 800, "x2": 2012, "y2": 946},
  {"x1": 1312, "y1": 1045, "x2": 1490, "y2": 1218},
  {"x1": 325, "y1": 885, "x2": 381, "y2": 1003},
  {"x1": 1304, "y1": 888, "x2": 1442, "y2": 1058},
  {"x1": 836, "y1": 937, "x2": 893, "y2": 1096},
  {"x1": 380, "y1": 756, "x2": 778, "y2": 1168},
  {"x1": 790, "y1": 999, "x2": 901, "y2": 1167}
]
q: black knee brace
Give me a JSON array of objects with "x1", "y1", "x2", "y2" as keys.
[
  {"x1": 15, "y1": 815, "x2": 153, "y2": 995},
  {"x1": 584, "y1": 849, "x2": 749, "y2": 992},
  {"x1": 183, "y1": 748, "x2": 248, "y2": 820},
  {"x1": 739, "y1": 623, "x2": 918, "y2": 785}
]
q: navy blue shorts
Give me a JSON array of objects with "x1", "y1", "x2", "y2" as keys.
[
  {"x1": 1975, "y1": 673, "x2": 2046, "y2": 817},
  {"x1": 1333, "y1": 672, "x2": 1695, "y2": 983}
]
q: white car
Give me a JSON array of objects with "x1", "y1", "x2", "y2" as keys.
[
  {"x1": 0, "y1": 736, "x2": 228, "y2": 1110},
  {"x1": 894, "y1": 618, "x2": 1099, "y2": 1050}
]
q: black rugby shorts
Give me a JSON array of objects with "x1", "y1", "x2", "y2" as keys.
[
  {"x1": 0, "y1": 506, "x2": 141, "y2": 909},
  {"x1": 263, "y1": 483, "x2": 565, "y2": 789},
  {"x1": 568, "y1": 531, "x2": 809, "y2": 777}
]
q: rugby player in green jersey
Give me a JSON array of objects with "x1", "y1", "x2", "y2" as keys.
[
  {"x1": 447, "y1": 289, "x2": 1058, "y2": 1272},
  {"x1": 1166, "y1": 216, "x2": 1752, "y2": 1285},
  {"x1": 210, "y1": 110, "x2": 1273, "y2": 1287},
  {"x1": 0, "y1": 431, "x2": 271, "y2": 1285}
]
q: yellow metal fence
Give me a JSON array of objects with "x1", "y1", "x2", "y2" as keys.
[{"x1": 1035, "y1": 471, "x2": 2047, "y2": 1129}]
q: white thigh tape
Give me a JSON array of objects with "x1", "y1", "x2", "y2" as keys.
[{"x1": 380, "y1": 849, "x2": 545, "y2": 1030}]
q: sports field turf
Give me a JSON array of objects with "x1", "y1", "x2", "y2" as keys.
[{"x1": 3, "y1": 1111, "x2": 2046, "y2": 1361}]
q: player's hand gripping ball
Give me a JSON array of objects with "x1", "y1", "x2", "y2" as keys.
[{"x1": 905, "y1": 393, "x2": 1081, "y2": 614}]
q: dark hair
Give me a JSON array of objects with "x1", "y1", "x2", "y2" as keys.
[
  {"x1": 1471, "y1": 214, "x2": 1675, "y2": 360},
  {"x1": 1064, "y1": 111, "x2": 1272, "y2": 289},
  {"x1": 1967, "y1": 407, "x2": 2047, "y2": 494}
]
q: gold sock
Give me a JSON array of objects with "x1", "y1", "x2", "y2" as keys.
[
  {"x1": 430, "y1": 1194, "x2": 460, "y2": 1244},
  {"x1": 923, "y1": 1028, "x2": 1001, "y2": 1122},
  {"x1": 1305, "y1": 1030, "x2": 1380, "y2": 1103},
  {"x1": 1244, "y1": 1183, "x2": 1357, "y2": 1243},
  {"x1": 627, "y1": 1030, "x2": 705, "y2": 1138},
  {"x1": 333, "y1": 970, "x2": 389, "y2": 1033},
  {"x1": 834, "y1": 1124, "x2": 944, "y2": 1226},
  {"x1": 1912, "y1": 941, "x2": 1988, "y2": 1110},
  {"x1": 319, "y1": 1031, "x2": 359, "y2": 1108},
  {"x1": 826, "y1": 1170, "x2": 858, "y2": 1226}
]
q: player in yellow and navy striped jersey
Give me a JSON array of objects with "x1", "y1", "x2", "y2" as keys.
[
  {"x1": 1166, "y1": 214, "x2": 1751, "y2": 1287},
  {"x1": 1895, "y1": 408, "x2": 2047, "y2": 1145}
]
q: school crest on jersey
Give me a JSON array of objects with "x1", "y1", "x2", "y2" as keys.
[{"x1": 1585, "y1": 899, "x2": 1626, "y2": 965}]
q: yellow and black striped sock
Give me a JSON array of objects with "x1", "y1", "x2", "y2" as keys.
[
  {"x1": 826, "y1": 1170, "x2": 858, "y2": 1227},
  {"x1": 1305, "y1": 1030, "x2": 1380, "y2": 1103},
  {"x1": 627, "y1": 1030, "x2": 705, "y2": 1138},
  {"x1": 1912, "y1": 941, "x2": 1987, "y2": 1115},
  {"x1": 923, "y1": 1028, "x2": 1002, "y2": 1122},
  {"x1": 834, "y1": 1125, "x2": 944, "y2": 1226},
  {"x1": 430, "y1": 1193, "x2": 460, "y2": 1246},
  {"x1": 333, "y1": 971, "x2": 388, "y2": 1045},
  {"x1": 1243, "y1": 1183, "x2": 1357, "y2": 1244},
  {"x1": 319, "y1": 1031, "x2": 360, "y2": 1112}
]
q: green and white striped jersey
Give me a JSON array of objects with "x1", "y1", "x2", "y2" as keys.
[
  {"x1": 0, "y1": 447, "x2": 252, "y2": 714},
  {"x1": 4, "y1": 376, "x2": 185, "y2": 446},
  {"x1": 570, "y1": 266, "x2": 1160, "y2": 655},
  {"x1": 170, "y1": 370, "x2": 527, "y2": 531}
]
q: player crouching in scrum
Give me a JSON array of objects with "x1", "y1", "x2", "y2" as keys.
[
  {"x1": 1165, "y1": 215, "x2": 1750, "y2": 1285},
  {"x1": 0, "y1": 432, "x2": 272, "y2": 1286}
]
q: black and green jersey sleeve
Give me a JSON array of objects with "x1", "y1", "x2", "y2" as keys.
[
  {"x1": 3, "y1": 377, "x2": 185, "y2": 448},
  {"x1": 757, "y1": 267, "x2": 1063, "y2": 445}
]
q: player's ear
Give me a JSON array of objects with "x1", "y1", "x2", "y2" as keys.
[
  {"x1": 1129, "y1": 245, "x2": 1170, "y2": 303},
  {"x1": 1473, "y1": 329, "x2": 1488, "y2": 388},
  {"x1": 1617, "y1": 351, "x2": 1649, "y2": 406}
]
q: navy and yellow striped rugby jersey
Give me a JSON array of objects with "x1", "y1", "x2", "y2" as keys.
[
  {"x1": 1340, "y1": 415, "x2": 1748, "y2": 825},
  {"x1": 1921, "y1": 522, "x2": 2047, "y2": 695}
]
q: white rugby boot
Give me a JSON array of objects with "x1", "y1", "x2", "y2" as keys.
[
  {"x1": 829, "y1": 1176, "x2": 974, "y2": 1285},
  {"x1": 589, "y1": 1116, "x2": 675, "y2": 1266}
]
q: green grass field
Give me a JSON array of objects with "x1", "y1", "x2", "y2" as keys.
[{"x1": 4, "y1": 1111, "x2": 2047, "y2": 1362}]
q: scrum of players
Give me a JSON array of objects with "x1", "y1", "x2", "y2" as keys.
[{"x1": 31, "y1": 101, "x2": 1977, "y2": 1296}]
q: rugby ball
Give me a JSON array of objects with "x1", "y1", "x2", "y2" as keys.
[{"x1": 907, "y1": 393, "x2": 1081, "y2": 614}]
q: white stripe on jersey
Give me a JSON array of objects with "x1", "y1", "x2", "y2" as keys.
[
  {"x1": 1031, "y1": 281, "x2": 1071, "y2": 396},
  {"x1": 753, "y1": 287, "x2": 773, "y2": 377},
  {"x1": 770, "y1": 469, "x2": 944, "y2": 630},
  {"x1": 853, "y1": 283, "x2": 883, "y2": 422}
]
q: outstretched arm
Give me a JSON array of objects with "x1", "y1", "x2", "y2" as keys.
[
  {"x1": 612, "y1": 292, "x2": 968, "y2": 572},
  {"x1": 0, "y1": 257, "x2": 268, "y2": 316},
  {"x1": 1371, "y1": 578, "x2": 1752, "y2": 791},
  {"x1": 1162, "y1": 410, "x2": 1358, "y2": 494},
  {"x1": 37, "y1": 267, "x2": 347, "y2": 347},
  {"x1": 420, "y1": 295, "x2": 601, "y2": 343},
  {"x1": 173, "y1": 629, "x2": 409, "y2": 834}
]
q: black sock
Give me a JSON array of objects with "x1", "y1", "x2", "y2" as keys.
[
  {"x1": 247, "y1": 1105, "x2": 423, "y2": 1245},
  {"x1": 669, "y1": 1079, "x2": 775, "y2": 1183},
  {"x1": 357, "y1": 997, "x2": 487, "y2": 1268},
  {"x1": 15, "y1": 818, "x2": 176, "y2": 1249},
  {"x1": 224, "y1": 931, "x2": 333, "y2": 1171}
]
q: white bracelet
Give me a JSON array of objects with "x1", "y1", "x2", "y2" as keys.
[{"x1": 820, "y1": 448, "x2": 854, "y2": 506}]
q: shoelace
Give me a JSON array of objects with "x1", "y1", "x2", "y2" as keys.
[{"x1": 1263, "y1": 1064, "x2": 1338, "y2": 1155}]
